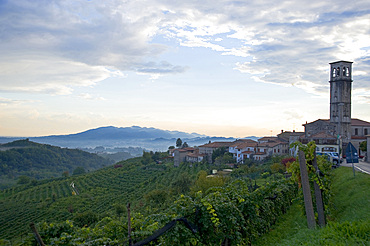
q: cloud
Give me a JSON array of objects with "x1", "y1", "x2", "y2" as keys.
[
  {"x1": 1, "y1": 0, "x2": 369, "y2": 96},
  {"x1": 0, "y1": 0, "x2": 181, "y2": 94},
  {"x1": 155, "y1": 0, "x2": 370, "y2": 93},
  {"x1": 0, "y1": 57, "x2": 121, "y2": 95},
  {"x1": 78, "y1": 93, "x2": 106, "y2": 101},
  {"x1": 136, "y1": 61, "x2": 188, "y2": 74}
]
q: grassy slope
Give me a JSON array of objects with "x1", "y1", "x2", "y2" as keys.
[{"x1": 253, "y1": 167, "x2": 370, "y2": 245}]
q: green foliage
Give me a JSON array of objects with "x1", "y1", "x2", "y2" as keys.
[
  {"x1": 17, "y1": 175, "x2": 31, "y2": 185},
  {"x1": 253, "y1": 167, "x2": 370, "y2": 245},
  {"x1": 190, "y1": 170, "x2": 227, "y2": 196},
  {"x1": 171, "y1": 173, "x2": 192, "y2": 195},
  {"x1": 182, "y1": 142, "x2": 189, "y2": 148},
  {"x1": 211, "y1": 147, "x2": 229, "y2": 163},
  {"x1": 0, "y1": 140, "x2": 112, "y2": 189},
  {"x1": 270, "y1": 162, "x2": 285, "y2": 174},
  {"x1": 147, "y1": 179, "x2": 298, "y2": 245},
  {"x1": 287, "y1": 141, "x2": 333, "y2": 221},
  {"x1": 0, "y1": 156, "x2": 209, "y2": 242},
  {"x1": 144, "y1": 189, "x2": 169, "y2": 211},
  {"x1": 176, "y1": 138, "x2": 182, "y2": 148},
  {"x1": 214, "y1": 152, "x2": 234, "y2": 165},
  {"x1": 141, "y1": 151, "x2": 153, "y2": 165},
  {"x1": 73, "y1": 210, "x2": 98, "y2": 228},
  {"x1": 359, "y1": 141, "x2": 367, "y2": 152},
  {"x1": 22, "y1": 219, "x2": 123, "y2": 245},
  {"x1": 72, "y1": 166, "x2": 86, "y2": 176}
]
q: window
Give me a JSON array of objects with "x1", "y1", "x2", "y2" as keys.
[
  {"x1": 355, "y1": 128, "x2": 358, "y2": 135},
  {"x1": 365, "y1": 128, "x2": 368, "y2": 135},
  {"x1": 332, "y1": 68, "x2": 336, "y2": 78},
  {"x1": 346, "y1": 67, "x2": 350, "y2": 76}
]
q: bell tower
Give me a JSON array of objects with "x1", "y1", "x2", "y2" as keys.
[{"x1": 329, "y1": 61, "x2": 353, "y2": 144}]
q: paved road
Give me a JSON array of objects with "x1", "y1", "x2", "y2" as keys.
[{"x1": 341, "y1": 160, "x2": 370, "y2": 174}]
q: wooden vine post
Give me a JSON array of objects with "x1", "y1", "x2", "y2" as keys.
[
  {"x1": 298, "y1": 150, "x2": 316, "y2": 229},
  {"x1": 29, "y1": 222, "x2": 45, "y2": 246},
  {"x1": 312, "y1": 154, "x2": 326, "y2": 227}
]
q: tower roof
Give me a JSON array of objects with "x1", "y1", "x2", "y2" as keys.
[{"x1": 329, "y1": 60, "x2": 353, "y2": 64}]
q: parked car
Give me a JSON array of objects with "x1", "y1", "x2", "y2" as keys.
[{"x1": 316, "y1": 152, "x2": 342, "y2": 167}]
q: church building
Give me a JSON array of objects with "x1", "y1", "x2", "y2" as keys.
[{"x1": 302, "y1": 61, "x2": 370, "y2": 158}]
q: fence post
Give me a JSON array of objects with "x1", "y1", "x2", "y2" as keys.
[
  {"x1": 128, "y1": 203, "x2": 132, "y2": 246},
  {"x1": 298, "y1": 150, "x2": 316, "y2": 229},
  {"x1": 29, "y1": 222, "x2": 45, "y2": 246},
  {"x1": 312, "y1": 154, "x2": 326, "y2": 227}
]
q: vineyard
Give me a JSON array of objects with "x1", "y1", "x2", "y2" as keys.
[
  {"x1": 2, "y1": 143, "x2": 351, "y2": 245},
  {"x1": 0, "y1": 157, "x2": 207, "y2": 241}
]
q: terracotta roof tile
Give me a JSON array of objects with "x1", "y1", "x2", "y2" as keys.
[
  {"x1": 351, "y1": 118, "x2": 370, "y2": 126},
  {"x1": 199, "y1": 142, "x2": 234, "y2": 148}
]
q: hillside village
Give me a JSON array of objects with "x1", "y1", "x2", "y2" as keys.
[{"x1": 172, "y1": 61, "x2": 370, "y2": 166}]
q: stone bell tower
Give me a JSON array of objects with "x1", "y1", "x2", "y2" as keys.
[{"x1": 329, "y1": 61, "x2": 353, "y2": 144}]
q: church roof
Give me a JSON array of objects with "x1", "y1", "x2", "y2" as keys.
[
  {"x1": 302, "y1": 119, "x2": 329, "y2": 126},
  {"x1": 303, "y1": 118, "x2": 370, "y2": 127},
  {"x1": 351, "y1": 118, "x2": 370, "y2": 126},
  {"x1": 309, "y1": 132, "x2": 336, "y2": 139}
]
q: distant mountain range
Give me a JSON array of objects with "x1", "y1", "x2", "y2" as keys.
[{"x1": 0, "y1": 126, "x2": 259, "y2": 151}]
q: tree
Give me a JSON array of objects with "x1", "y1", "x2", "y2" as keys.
[
  {"x1": 176, "y1": 138, "x2": 182, "y2": 148},
  {"x1": 171, "y1": 173, "x2": 192, "y2": 194},
  {"x1": 270, "y1": 162, "x2": 285, "y2": 174},
  {"x1": 190, "y1": 170, "x2": 227, "y2": 196},
  {"x1": 142, "y1": 151, "x2": 153, "y2": 164},
  {"x1": 360, "y1": 141, "x2": 367, "y2": 152},
  {"x1": 73, "y1": 210, "x2": 98, "y2": 227},
  {"x1": 212, "y1": 147, "x2": 228, "y2": 163},
  {"x1": 17, "y1": 175, "x2": 30, "y2": 185},
  {"x1": 62, "y1": 171, "x2": 69, "y2": 177},
  {"x1": 182, "y1": 142, "x2": 189, "y2": 148},
  {"x1": 144, "y1": 189, "x2": 168, "y2": 209},
  {"x1": 72, "y1": 167, "x2": 86, "y2": 176}
]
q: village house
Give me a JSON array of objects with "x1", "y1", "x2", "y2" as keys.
[
  {"x1": 173, "y1": 147, "x2": 195, "y2": 167},
  {"x1": 185, "y1": 151, "x2": 207, "y2": 163},
  {"x1": 198, "y1": 141, "x2": 235, "y2": 163},
  {"x1": 229, "y1": 139, "x2": 258, "y2": 163},
  {"x1": 253, "y1": 137, "x2": 289, "y2": 161},
  {"x1": 277, "y1": 130, "x2": 305, "y2": 155}
]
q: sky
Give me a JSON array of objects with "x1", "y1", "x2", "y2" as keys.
[{"x1": 0, "y1": 0, "x2": 369, "y2": 138}]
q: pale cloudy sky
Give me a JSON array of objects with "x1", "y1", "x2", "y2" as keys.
[{"x1": 0, "y1": 0, "x2": 369, "y2": 137}]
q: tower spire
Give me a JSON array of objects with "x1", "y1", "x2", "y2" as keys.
[{"x1": 329, "y1": 61, "x2": 353, "y2": 144}]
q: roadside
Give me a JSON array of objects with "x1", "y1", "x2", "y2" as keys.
[{"x1": 340, "y1": 159, "x2": 370, "y2": 175}]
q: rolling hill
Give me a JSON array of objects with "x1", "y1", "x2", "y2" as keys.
[{"x1": 0, "y1": 139, "x2": 113, "y2": 189}]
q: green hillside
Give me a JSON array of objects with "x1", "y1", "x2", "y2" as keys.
[
  {"x1": 253, "y1": 166, "x2": 370, "y2": 245},
  {"x1": 0, "y1": 139, "x2": 113, "y2": 189},
  {"x1": 0, "y1": 157, "x2": 207, "y2": 242}
]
